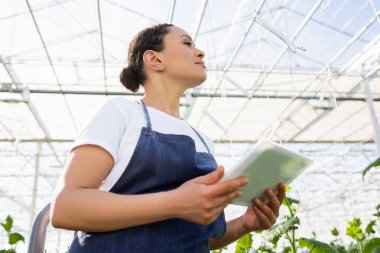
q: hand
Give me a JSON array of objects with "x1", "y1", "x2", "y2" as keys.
[
  {"x1": 240, "y1": 182, "x2": 286, "y2": 232},
  {"x1": 172, "y1": 166, "x2": 249, "y2": 225}
]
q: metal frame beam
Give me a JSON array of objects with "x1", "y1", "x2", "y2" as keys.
[
  {"x1": 97, "y1": 0, "x2": 108, "y2": 94},
  {"x1": 25, "y1": 0, "x2": 79, "y2": 132},
  {"x1": 200, "y1": 0, "x2": 319, "y2": 140},
  {"x1": 1, "y1": 87, "x2": 379, "y2": 101},
  {"x1": 167, "y1": 0, "x2": 176, "y2": 23},
  {"x1": 0, "y1": 57, "x2": 63, "y2": 166},
  {"x1": 289, "y1": 104, "x2": 367, "y2": 142},
  {"x1": 191, "y1": 0, "x2": 208, "y2": 41},
  {"x1": 252, "y1": 9, "x2": 380, "y2": 141},
  {"x1": 192, "y1": 0, "x2": 266, "y2": 123},
  {"x1": 249, "y1": 0, "x2": 323, "y2": 94},
  {"x1": 0, "y1": 138, "x2": 374, "y2": 144},
  {"x1": 183, "y1": 0, "x2": 208, "y2": 119},
  {"x1": 362, "y1": 76, "x2": 380, "y2": 153}
]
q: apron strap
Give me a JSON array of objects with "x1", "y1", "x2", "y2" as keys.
[
  {"x1": 190, "y1": 126, "x2": 212, "y2": 154},
  {"x1": 140, "y1": 100, "x2": 212, "y2": 154},
  {"x1": 140, "y1": 101, "x2": 152, "y2": 130}
]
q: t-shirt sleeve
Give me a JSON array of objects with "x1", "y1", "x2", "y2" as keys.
[{"x1": 69, "y1": 99, "x2": 127, "y2": 163}]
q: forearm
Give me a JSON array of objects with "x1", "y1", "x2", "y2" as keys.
[
  {"x1": 51, "y1": 188, "x2": 176, "y2": 232},
  {"x1": 209, "y1": 216, "x2": 248, "y2": 250}
]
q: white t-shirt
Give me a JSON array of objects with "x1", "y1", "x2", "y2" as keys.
[{"x1": 70, "y1": 97, "x2": 215, "y2": 191}]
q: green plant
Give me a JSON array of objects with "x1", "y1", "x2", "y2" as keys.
[
  {"x1": 212, "y1": 246, "x2": 228, "y2": 253},
  {"x1": 211, "y1": 199, "x2": 380, "y2": 253},
  {"x1": 0, "y1": 215, "x2": 25, "y2": 253},
  {"x1": 362, "y1": 157, "x2": 380, "y2": 178},
  {"x1": 261, "y1": 191, "x2": 337, "y2": 253},
  {"x1": 235, "y1": 233, "x2": 253, "y2": 253},
  {"x1": 327, "y1": 204, "x2": 380, "y2": 253}
]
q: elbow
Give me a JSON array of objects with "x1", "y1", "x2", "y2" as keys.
[
  {"x1": 50, "y1": 192, "x2": 71, "y2": 229},
  {"x1": 50, "y1": 199, "x2": 64, "y2": 229},
  {"x1": 50, "y1": 206, "x2": 64, "y2": 229},
  {"x1": 50, "y1": 216, "x2": 61, "y2": 229}
]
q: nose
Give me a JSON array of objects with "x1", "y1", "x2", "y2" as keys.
[{"x1": 196, "y1": 47, "x2": 205, "y2": 59}]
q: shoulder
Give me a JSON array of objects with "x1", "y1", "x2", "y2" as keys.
[
  {"x1": 93, "y1": 97, "x2": 141, "y2": 121},
  {"x1": 105, "y1": 97, "x2": 138, "y2": 113}
]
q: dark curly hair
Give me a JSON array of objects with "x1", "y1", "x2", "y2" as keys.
[{"x1": 120, "y1": 23, "x2": 174, "y2": 92}]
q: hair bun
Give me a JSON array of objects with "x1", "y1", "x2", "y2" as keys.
[{"x1": 120, "y1": 67, "x2": 140, "y2": 92}]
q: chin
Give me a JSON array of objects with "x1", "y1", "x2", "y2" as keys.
[
  {"x1": 183, "y1": 71, "x2": 207, "y2": 88},
  {"x1": 197, "y1": 72, "x2": 207, "y2": 83},
  {"x1": 191, "y1": 75, "x2": 207, "y2": 88}
]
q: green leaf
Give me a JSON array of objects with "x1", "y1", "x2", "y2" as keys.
[
  {"x1": 299, "y1": 237, "x2": 339, "y2": 253},
  {"x1": 374, "y1": 205, "x2": 380, "y2": 218},
  {"x1": 9, "y1": 232, "x2": 25, "y2": 245},
  {"x1": 346, "y1": 243, "x2": 359, "y2": 253},
  {"x1": 282, "y1": 197, "x2": 300, "y2": 206},
  {"x1": 346, "y1": 218, "x2": 364, "y2": 239},
  {"x1": 346, "y1": 226, "x2": 364, "y2": 239},
  {"x1": 363, "y1": 157, "x2": 380, "y2": 177},
  {"x1": 257, "y1": 245, "x2": 276, "y2": 253},
  {"x1": 1, "y1": 216, "x2": 13, "y2": 232},
  {"x1": 285, "y1": 186, "x2": 292, "y2": 192},
  {"x1": 212, "y1": 247, "x2": 227, "y2": 253},
  {"x1": 349, "y1": 218, "x2": 362, "y2": 227},
  {"x1": 0, "y1": 250, "x2": 16, "y2": 253},
  {"x1": 366, "y1": 221, "x2": 376, "y2": 235},
  {"x1": 235, "y1": 233, "x2": 252, "y2": 253},
  {"x1": 333, "y1": 244, "x2": 347, "y2": 253},
  {"x1": 363, "y1": 238, "x2": 380, "y2": 253},
  {"x1": 332, "y1": 228, "x2": 339, "y2": 237},
  {"x1": 262, "y1": 217, "x2": 300, "y2": 247}
]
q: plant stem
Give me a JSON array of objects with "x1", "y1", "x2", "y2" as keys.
[
  {"x1": 285, "y1": 198, "x2": 295, "y2": 218},
  {"x1": 357, "y1": 238, "x2": 363, "y2": 253},
  {"x1": 284, "y1": 230, "x2": 297, "y2": 253},
  {"x1": 292, "y1": 229, "x2": 296, "y2": 253}
]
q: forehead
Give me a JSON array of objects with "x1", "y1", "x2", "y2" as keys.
[{"x1": 166, "y1": 26, "x2": 192, "y2": 40}]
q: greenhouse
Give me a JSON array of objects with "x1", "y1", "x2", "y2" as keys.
[{"x1": 0, "y1": 0, "x2": 380, "y2": 252}]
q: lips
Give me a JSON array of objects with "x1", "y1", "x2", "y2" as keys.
[{"x1": 195, "y1": 61, "x2": 205, "y2": 69}]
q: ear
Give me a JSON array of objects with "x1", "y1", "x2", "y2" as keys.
[{"x1": 143, "y1": 50, "x2": 165, "y2": 72}]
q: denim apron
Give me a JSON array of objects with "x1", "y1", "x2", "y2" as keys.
[{"x1": 69, "y1": 101, "x2": 226, "y2": 253}]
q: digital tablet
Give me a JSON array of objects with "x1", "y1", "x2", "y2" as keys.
[{"x1": 221, "y1": 139, "x2": 313, "y2": 206}]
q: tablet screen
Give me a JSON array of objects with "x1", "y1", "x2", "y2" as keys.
[{"x1": 221, "y1": 139, "x2": 313, "y2": 206}]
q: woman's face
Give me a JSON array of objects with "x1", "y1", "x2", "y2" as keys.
[{"x1": 158, "y1": 26, "x2": 206, "y2": 87}]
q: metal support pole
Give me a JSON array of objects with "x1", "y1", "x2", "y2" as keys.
[
  {"x1": 362, "y1": 78, "x2": 380, "y2": 153},
  {"x1": 30, "y1": 142, "x2": 41, "y2": 232}
]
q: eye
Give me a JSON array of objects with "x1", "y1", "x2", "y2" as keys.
[{"x1": 184, "y1": 41, "x2": 192, "y2": 47}]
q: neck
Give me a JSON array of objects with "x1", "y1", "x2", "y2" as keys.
[{"x1": 142, "y1": 78, "x2": 186, "y2": 119}]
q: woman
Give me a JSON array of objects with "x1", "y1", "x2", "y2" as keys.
[{"x1": 50, "y1": 23, "x2": 286, "y2": 252}]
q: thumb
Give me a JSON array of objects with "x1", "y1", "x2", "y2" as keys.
[{"x1": 194, "y1": 166, "x2": 224, "y2": 185}]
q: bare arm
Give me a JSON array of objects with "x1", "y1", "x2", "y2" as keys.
[
  {"x1": 50, "y1": 145, "x2": 248, "y2": 232},
  {"x1": 209, "y1": 216, "x2": 248, "y2": 250}
]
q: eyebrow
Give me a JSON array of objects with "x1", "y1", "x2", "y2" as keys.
[{"x1": 180, "y1": 35, "x2": 193, "y2": 41}]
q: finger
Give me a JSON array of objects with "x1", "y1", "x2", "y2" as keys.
[
  {"x1": 265, "y1": 189, "x2": 281, "y2": 217},
  {"x1": 252, "y1": 206, "x2": 272, "y2": 229},
  {"x1": 276, "y1": 182, "x2": 286, "y2": 203},
  {"x1": 193, "y1": 166, "x2": 224, "y2": 185},
  {"x1": 213, "y1": 190, "x2": 242, "y2": 207},
  {"x1": 208, "y1": 177, "x2": 249, "y2": 197},
  {"x1": 254, "y1": 198, "x2": 277, "y2": 225}
]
